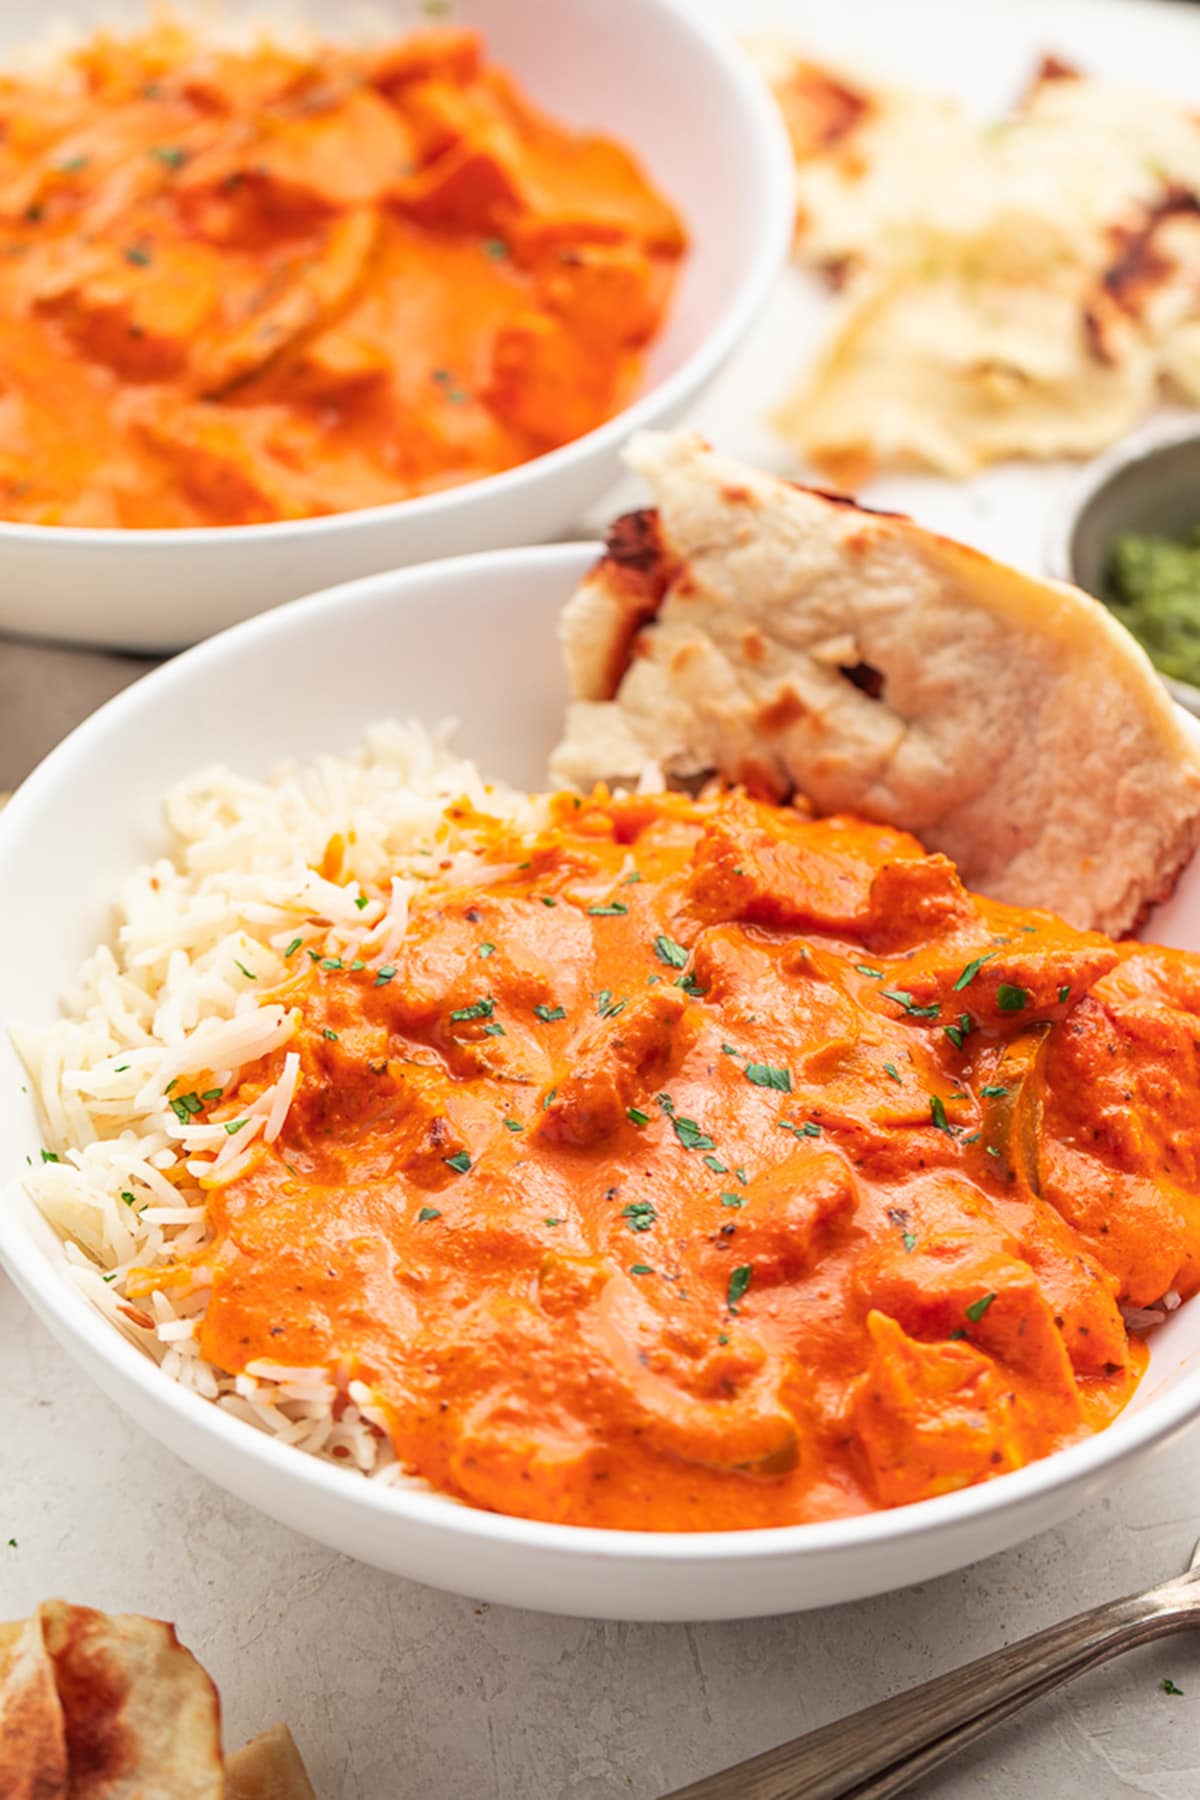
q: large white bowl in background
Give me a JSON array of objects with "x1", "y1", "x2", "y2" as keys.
[
  {"x1": 1, "y1": 544, "x2": 1199, "y2": 1620},
  {"x1": 0, "y1": 0, "x2": 792, "y2": 653}
]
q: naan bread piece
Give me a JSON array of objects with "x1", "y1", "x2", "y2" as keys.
[
  {"x1": 226, "y1": 1723, "x2": 317, "y2": 1800},
  {"x1": 0, "y1": 1615, "x2": 68, "y2": 1800},
  {"x1": 551, "y1": 432, "x2": 1200, "y2": 935},
  {"x1": 37, "y1": 1601, "x2": 224, "y2": 1800}
]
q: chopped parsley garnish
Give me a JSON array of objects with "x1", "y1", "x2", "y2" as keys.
[
  {"x1": 123, "y1": 243, "x2": 153, "y2": 266},
  {"x1": 164, "y1": 1078, "x2": 179, "y2": 1094},
  {"x1": 149, "y1": 144, "x2": 188, "y2": 168},
  {"x1": 355, "y1": 895, "x2": 370, "y2": 911},
  {"x1": 986, "y1": 1144, "x2": 1001, "y2": 1158},
  {"x1": 621, "y1": 870, "x2": 642, "y2": 885},
  {"x1": 1057, "y1": 985, "x2": 1071, "y2": 1003},
  {"x1": 113, "y1": 1065, "x2": 128, "y2": 1073},
  {"x1": 534, "y1": 1003, "x2": 566, "y2": 1023},
  {"x1": 451, "y1": 997, "x2": 495, "y2": 1023},
  {"x1": 234, "y1": 959, "x2": 256, "y2": 980},
  {"x1": 744, "y1": 1062, "x2": 792, "y2": 1093},
  {"x1": 39, "y1": 1149, "x2": 59, "y2": 1163},
  {"x1": 479, "y1": 942, "x2": 496, "y2": 958},
  {"x1": 596, "y1": 991, "x2": 626, "y2": 1019},
  {"x1": 307, "y1": 948, "x2": 321, "y2": 962},
  {"x1": 283, "y1": 937, "x2": 303, "y2": 958},
  {"x1": 350, "y1": 960, "x2": 365, "y2": 972},
  {"x1": 965, "y1": 1292, "x2": 997, "y2": 1322},
  {"x1": 943, "y1": 1013, "x2": 973, "y2": 1050},
  {"x1": 727, "y1": 1265, "x2": 752, "y2": 1312},
  {"x1": 374, "y1": 966, "x2": 396, "y2": 987},
  {"x1": 630, "y1": 1263, "x2": 653, "y2": 1276},
  {"x1": 734, "y1": 1166, "x2": 748, "y2": 1184},
  {"x1": 622, "y1": 1200, "x2": 657, "y2": 1233},
  {"x1": 674, "y1": 971, "x2": 707, "y2": 997},
  {"x1": 720, "y1": 1192, "x2": 744, "y2": 1208},
  {"x1": 322, "y1": 1027, "x2": 339, "y2": 1041},
  {"x1": 503, "y1": 1117, "x2": 523, "y2": 1132},
  {"x1": 121, "y1": 1191, "x2": 136, "y2": 1207},
  {"x1": 721, "y1": 1043, "x2": 740, "y2": 1057},
  {"x1": 544, "y1": 1088, "x2": 557, "y2": 1109},
  {"x1": 980, "y1": 1084, "x2": 1009, "y2": 1098},
  {"x1": 417, "y1": 1206, "x2": 441, "y2": 1222},
  {"x1": 627, "y1": 1107, "x2": 650, "y2": 1127},
  {"x1": 883, "y1": 1062, "x2": 902, "y2": 1084},
  {"x1": 882, "y1": 990, "x2": 940, "y2": 1019},
  {"x1": 703, "y1": 1154, "x2": 728, "y2": 1174},
  {"x1": 855, "y1": 964, "x2": 884, "y2": 979},
  {"x1": 1161, "y1": 1679, "x2": 1184, "y2": 1696},
  {"x1": 544, "y1": 1217, "x2": 562, "y2": 1227},
  {"x1": 169, "y1": 1091, "x2": 204, "y2": 1121},
  {"x1": 443, "y1": 1151, "x2": 471, "y2": 1174},
  {"x1": 540, "y1": 895, "x2": 557, "y2": 907},
  {"x1": 224, "y1": 1119, "x2": 248, "y2": 1135},
  {"x1": 320, "y1": 957, "x2": 343, "y2": 971},
  {"x1": 953, "y1": 953, "x2": 998, "y2": 991},
  {"x1": 903, "y1": 1231, "x2": 918, "y2": 1252},
  {"x1": 654, "y1": 934, "x2": 689, "y2": 969},
  {"x1": 930, "y1": 1095, "x2": 953, "y2": 1134},
  {"x1": 996, "y1": 983, "x2": 1029, "y2": 1012},
  {"x1": 482, "y1": 235, "x2": 508, "y2": 258},
  {"x1": 588, "y1": 902, "x2": 628, "y2": 916},
  {"x1": 483, "y1": 1022, "x2": 506, "y2": 1036},
  {"x1": 672, "y1": 1115, "x2": 715, "y2": 1151}
]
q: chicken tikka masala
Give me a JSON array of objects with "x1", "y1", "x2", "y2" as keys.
[
  {"x1": 0, "y1": 21, "x2": 685, "y2": 527},
  {"x1": 138, "y1": 786, "x2": 1200, "y2": 1530}
]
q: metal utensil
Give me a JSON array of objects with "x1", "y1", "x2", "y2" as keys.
[{"x1": 660, "y1": 1537, "x2": 1200, "y2": 1800}]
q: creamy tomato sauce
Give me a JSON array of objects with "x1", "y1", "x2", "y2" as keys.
[
  {"x1": 145, "y1": 789, "x2": 1200, "y2": 1530},
  {"x1": 0, "y1": 23, "x2": 684, "y2": 527}
]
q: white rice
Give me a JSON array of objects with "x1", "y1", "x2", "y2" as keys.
[{"x1": 15, "y1": 719, "x2": 545, "y2": 1486}]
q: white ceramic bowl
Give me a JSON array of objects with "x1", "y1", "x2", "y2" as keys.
[
  {"x1": 0, "y1": 0, "x2": 791, "y2": 654},
  {"x1": 2, "y1": 543, "x2": 1200, "y2": 1620}
]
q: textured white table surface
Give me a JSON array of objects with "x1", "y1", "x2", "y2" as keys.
[{"x1": 5, "y1": 0, "x2": 1200, "y2": 1794}]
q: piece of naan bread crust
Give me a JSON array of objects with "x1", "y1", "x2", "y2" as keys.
[{"x1": 551, "y1": 431, "x2": 1200, "y2": 936}]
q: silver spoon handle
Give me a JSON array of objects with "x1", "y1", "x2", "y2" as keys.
[{"x1": 660, "y1": 1572, "x2": 1199, "y2": 1800}]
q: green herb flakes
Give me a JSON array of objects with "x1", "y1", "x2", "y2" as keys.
[
  {"x1": 943, "y1": 1013, "x2": 973, "y2": 1050},
  {"x1": 417, "y1": 1206, "x2": 441, "y2": 1222},
  {"x1": 734, "y1": 1166, "x2": 748, "y2": 1184},
  {"x1": 744, "y1": 1061, "x2": 792, "y2": 1093},
  {"x1": 627, "y1": 1107, "x2": 650, "y2": 1127},
  {"x1": 503, "y1": 1117, "x2": 523, "y2": 1132},
  {"x1": 451, "y1": 997, "x2": 495, "y2": 1023},
  {"x1": 903, "y1": 1231, "x2": 918, "y2": 1252},
  {"x1": 169, "y1": 1092, "x2": 204, "y2": 1122},
  {"x1": 720, "y1": 1192, "x2": 744, "y2": 1208},
  {"x1": 149, "y1": 144, "x2": 188, "y2": 169},
  {"x1": 980, "y1": 1084, "x2": 1009, "y2": 1098},
  {"x1": 672, "y1": 1115, "x2": 715, "y2": 1152},
  {"x1": 224, "y1": 1119, "x2": 248, "y2": 1136},
  {"x1": 322, "y1": 1027, "x2": 339, "y2": 1041},
  {"x1": 374, "y1": 966, "x2": 396, "y2": 987},
  {"x1": 965, "y1": 1291, "x2": 997, "y2": 1323},
  {"x1": 1161, "y1": 1679, "x2": 1184, "y2": 1696},
  {"x1": 588, "y1": 902, "x2": 628, "y2": 916},
  {"x1": 654, "y1": 934, "x2": 688, "y2": 969},
  {"x1": 444, "y1": 1151, "x2": 471, "y2": 1174},
  {"x1": 674, "y1": 971, "x2": 707, "y2": 997},
  {"x1": 996, "y1": 983, "x2": 1029, "y2": 1013},
  {"x1": 622, "y1": 1200, "x2": 657, "y2": 1233},
  {"x1": 478, "y1": 942, "x2": 496, "y2": 958},
  {"x1": 39, "y1": 1149, "x2": 58, "y2": 1163},
  {"x1": 630, "y1": 1263, "x2": 653, "y2": 1276},
  {"x1": 121, "y1": 1191, "x2": 136, "y2": 1207},
  {"x1": 1057, "y1": 984, "x2": 1071, "y2": 1003},
  {"x1": 354, "y1": 895, "x2": 370, "y2": 911},
  {"x1": 483, "y1": 1022, "x2": 506, "y2": 1036},
  {"x1": 539, "y1": 895, "x2": 557, "y2": 907},
  {"x1": 855, "y1": 964, "x2": 884, "y2": 980},
  {"x1": 953, "y1": 953, "x2": 997, "y2": 991},
  {"x1": 534, "y1": 1003, "x2": 566, "y2": 1023},
  {"x1": 283, "y1": 937, "x2": 303, "y2": 958},
  {"x1": 930, "y1": 1094, "x2": 953, "y2": 1134},
  {"x1": 883, "y1": 1062, "x2": 902, "y2": 1084},
  {"x1": 882, "y1": 990, "x2": 940, "y2": 1019},
  {"x1": 320, "y1": 957, "x2": 343, "y2": 972},
  {"x1": 727, "y1": 1265, "x2": 752, "y2": 1312},
  {"x1": 703, "y1": 1154, "x2": 728, "y2": 1174}
]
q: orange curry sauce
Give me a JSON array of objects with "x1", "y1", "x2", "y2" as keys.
[
  {"x1": 0, "y1": 23, "x2": 685, "y2": 526},
  {"x1": 166, "y1": 790, "x2": 1200, "y2": 1530}
]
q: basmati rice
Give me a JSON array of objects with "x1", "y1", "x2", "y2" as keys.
[{"x1": 15, "y1": 720, "x2": 547, "y2": 1486}]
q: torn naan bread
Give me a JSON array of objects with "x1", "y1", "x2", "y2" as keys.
[{"x1": 551, "y1": 432, "x2": 1200, "y2": 935}]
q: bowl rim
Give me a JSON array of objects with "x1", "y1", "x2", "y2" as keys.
[
  {"x1": 0, "y1": 0, "x2": 794, "y2": 552},
  {"x1": 1047, "y1": 417, "x2": 1200, "y2": 716},
  {"x1": 4, "y1": 538, "x2": 1200, "y2": 1564}
]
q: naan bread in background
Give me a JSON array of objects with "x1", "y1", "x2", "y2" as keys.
[
  {"x1": 0, "y1": 1601, "x2": 315, "y2": 1799},
  {"x1": 552, "y1": 432, "x2": 1200, "y2": 936},
  {"x1": 756, "y1": 49, "x2": 1200, "y2": 478}
]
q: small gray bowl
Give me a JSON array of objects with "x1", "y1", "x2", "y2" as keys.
[{"x1": 1048, "y1": 419, "x2": 1200, "y2": 718}]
